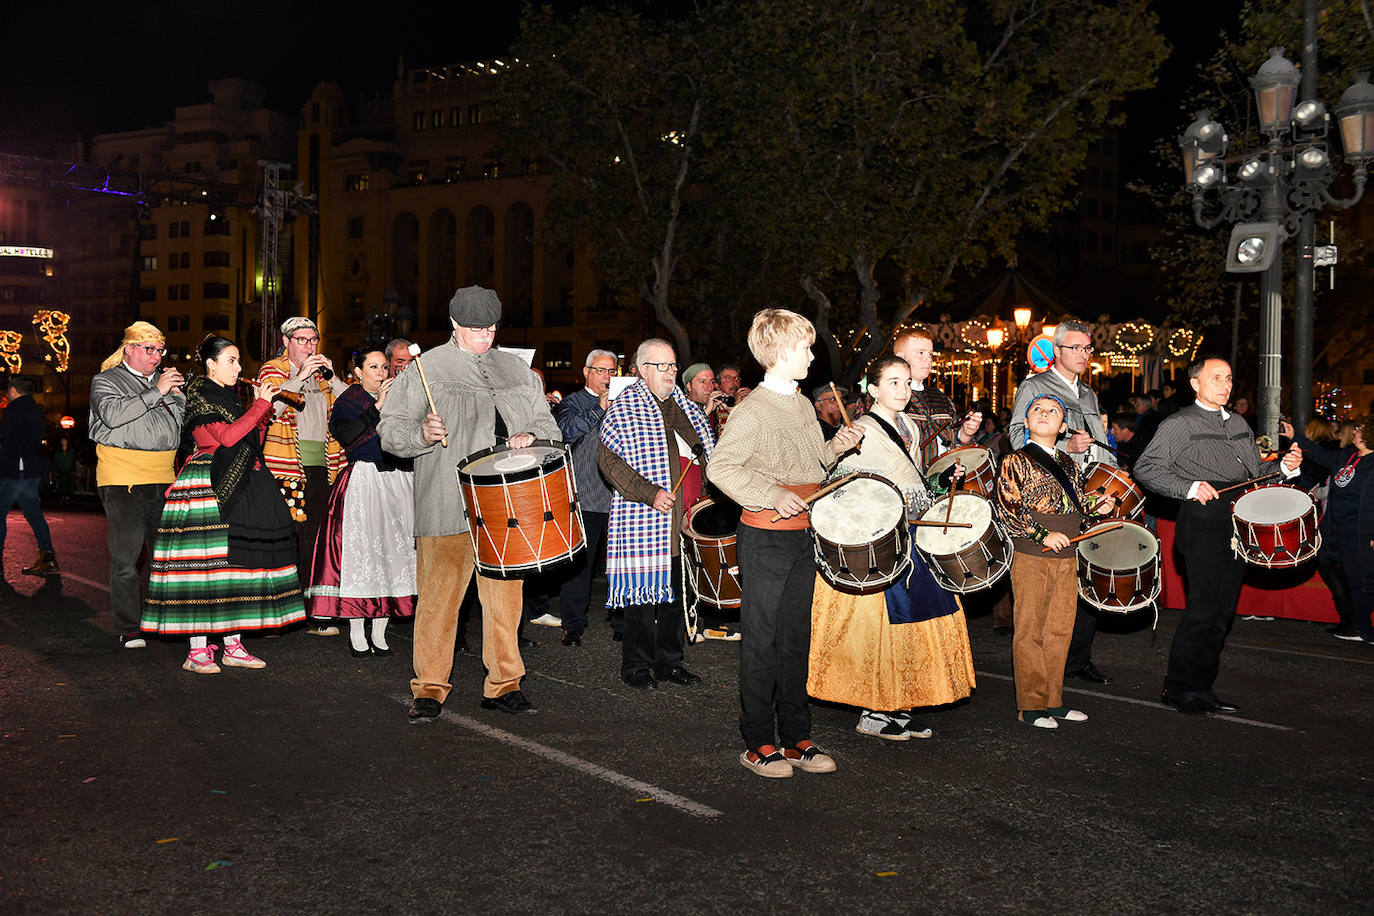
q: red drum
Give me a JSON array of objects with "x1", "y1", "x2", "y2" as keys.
[
  {"x1": 457, "y1": 441, "x2": 586, "y2": 578},
  {"x1": 1230, "y1": 484, "x2": 1321, "y2": 568},
  {"x1": 1082, "y1": 462, "x2": 1145, "y2": 521},
  {"x1": 912, "y1": 491, "x2": 1013, "y2": 594},
  {"x1": 809, "y1": 474, "x2": 912, "y2": 594},
  {"x1": 1076, "y1": 520, "x2": 1160, "y2": 612},
  {"x1": 683, "y1": 498, "x2": 742, "y2": 610},
  {"x1": 925, "y1": 446, "x2": 998, "y2": 497}
]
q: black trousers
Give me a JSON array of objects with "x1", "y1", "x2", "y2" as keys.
[
  {"x1": 99, "y1": 483, "x2": 167, "y2": 634},
  {"x1": 620, "y1": 556, "x2": 686, "y2": 677},
  {"x1": 556, "y1": 511, "x2": 608, "y2": 633},
  {"x1": 735, "y1": 525, "x2": 814, "y2": 750},
  {"x1": 1318, "y1": 534, "x2": 1374, "y2": 639},
  {"x1": 296, "y1": 465, "x2": 329, "y2": 598},
  {"x1": 1066, "y1": 604, "x2": 1098, "y2": 673},
  {"x1": 1166, "y1": 500, "x2": 1246, "y2": 693}
]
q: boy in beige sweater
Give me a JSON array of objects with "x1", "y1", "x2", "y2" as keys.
[{"x1": 707, "y1": 309, "x2": 863, "y2": 778}]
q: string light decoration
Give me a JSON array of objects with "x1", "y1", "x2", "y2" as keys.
[
  {"x1": 0, "y1": 331, "x2": 21, "y2": 373},
  {"x1": 1165, "y1": 328, "x2": 1198, "y2": 357},
  {"x1": 33, "y1": 310, "x2": 71, "y2": 372},
  {"x1": 960, "y1": 318, "x2": 990, "y2": 350},
  {"x1": 1112, "y1": 321, "x2": 1155, "y2": 354}
]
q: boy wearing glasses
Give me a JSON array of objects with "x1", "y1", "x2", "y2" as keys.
[
  {"x1": 707, "y1": 309, "x2": 863, "y2": 778},
  {"x1": 1008, "y1": 318, "x2": 1116, "y2": 685},
  {"x1": 259, "y1": 316, "x2": 349, "y2": 635}
]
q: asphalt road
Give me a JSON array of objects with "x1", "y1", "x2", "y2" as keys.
[{"x1": 1, "y1": 506, "x2": 1372, "y2": 915}]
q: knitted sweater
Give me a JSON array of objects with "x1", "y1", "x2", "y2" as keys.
[{"x1": 707, "y1": 385, "x2": 835, "y2": 511}]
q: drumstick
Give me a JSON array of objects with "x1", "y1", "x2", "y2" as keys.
[
  {"x1": 408, "y1": 343, "x2": 447, "y2": 449},
  {"x1": 1066, "y1": 428, "x2": 1126, "y2": 458},
  {"x1": 768, "y1": 472, "x2": 859, "y2": 523},
  {"x1": 918, "y1": 419, "x2": 952, "y2": 451},
  {"x1": 668, "y1": 453, "x2": 701, "y2": 500},
  {"x1": 830, "y1": 382, "x2": 861, "y2": 454},
  {"x1": 1212, "y1": 471, "x2": 1282, "y2": 497},
  {"x1": 941, "y1": 488, "x2": 956, "y2": 534},
  {"x1": 910, "y1": 520, "x2": 972, "y2": 528},
  {"x1": 1041, "y1": 521, "x2": 1124, "y2": 553}
]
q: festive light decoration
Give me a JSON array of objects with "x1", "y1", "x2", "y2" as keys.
[
  {"x1": 33, "y1": 310, "x2": 71, "y2": 372},
  {"x1": 960, "y1": 319, "x2": 989, "y2": 350},
  {"x1": 1112, "y1": 321, "x2": 1155, "y2": 354},
  {"x1": 1165, "y1": 328, "x2": 1198, "y2": 357},
  {"x1": 0, "y1": 331, "x2": 22, "y2": 373}
]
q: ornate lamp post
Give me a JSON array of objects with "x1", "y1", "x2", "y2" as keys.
[{"x1": 1179, "y1": 18, "x2": 1374, "y2": 444}]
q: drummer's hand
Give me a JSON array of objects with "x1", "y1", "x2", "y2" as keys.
[
  {"x1": 1094, "y1": 494, "x2": 1117, "y2": 514},
  {"x1": 773, "y1": 489, "x2": 809, "y2": 518},
  {"x1": 831, "y1": 424, "x2": 864, "y2": 454},
  {"x1": 421, "y1": 412, "x2": 447, "y2": 444},
  {"x1": 1067, "y1": 430, "x2": 1094, "y2": 454},
  {"x1": 1281, "y1": 443, "x2": 1302, "y2": 471},
  {"x1": 652, "y1": 489, "x2": 675, "y2": 514},
  {"x1": 1279, "y1": 419, "x2": 1295, "y2": 440},
  {"x1": 508, "y1": 432, "x2": 535, "y2": 449},
  {"x1": 1193, "y1": 481, "x2": 1219, "y2": 504},
  {"x1": 1042, "y1": 532, "x2": 1071, "y2": 552},
  {"x1": 957, "y1": 412, "x2": 982, "y2": 443},
  {"x1": 952, "y1": 459, "x2": 966, "y2": 480}
]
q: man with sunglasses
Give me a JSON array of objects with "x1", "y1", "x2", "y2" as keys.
[
  {"x1": 89, "y1": 321, "x2": 185, "y2": 648},
  {"x1": 380, "y1": 286, "x2": 561, "y2": 723},
  {"x1": 1009, "y1": 319, "x2": 1116, "y2": 684},
  {"x1": 259, "y1": 316, "x2": 349, "y2": 636}
]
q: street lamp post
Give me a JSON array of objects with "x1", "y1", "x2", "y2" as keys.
[{"x1": 1179, "y1": 13, "x2": 1374, "y2": 446}]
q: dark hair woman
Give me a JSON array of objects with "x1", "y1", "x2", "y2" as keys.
[
  {"x1": 304, "y1": 347, "x2": 417, "y2": 657},
  {"x1": 142, "y1": 336, "x2": 306, "y2": 672}
]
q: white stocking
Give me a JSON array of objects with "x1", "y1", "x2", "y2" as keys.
[
  {"x1": 349, "y1": 618, "x2": 368, "y2": 652},
  {"x1": 370, "y1": 617, "x2": 389, "y2": 651}
]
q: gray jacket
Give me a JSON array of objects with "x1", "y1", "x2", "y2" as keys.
[
  {"x1": 378, "y1": 342, "x2": 561, "y2": 538},
  {"x1": 1008, "y1": 368, "x2": 1115, "y2": 470},
  {"x1": 88, "y1": 364, "x2": 185, "y2": 452}
]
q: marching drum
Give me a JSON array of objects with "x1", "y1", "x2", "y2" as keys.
[
  {"x1": 683, "y1": 498, "x2": 743, "y2": 610},
  {"x1": 926, "y1": 446, "x2": 998, "y2": 497},
  {"x1": 809, "y1": 474, "x2": 912, "y2": 594},
  {"x1": 1076, "y1": 520, "x2": 1160, "y2": 612},
  {"x1": 1082, "y1": 462, "x2": 1145, "y2": 521},
  {"x1": 1230, "y1": 484, "x2": 1321, "y2": 568},
  {"x1": 912, "y1": 491, "x2": 1013, "y2": 594},
  {"x1": 457, "y1": 440, "x2": 586, "y2": 578}
]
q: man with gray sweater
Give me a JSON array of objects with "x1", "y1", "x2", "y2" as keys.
[
  {"x1": 89, "y1": 321, "x2": 185, "y2": 648},
  {"x1": 380, "y1": 286, "x2": 560, "y2": 724}
]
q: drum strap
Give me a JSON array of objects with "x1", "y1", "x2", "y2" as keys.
[
  {"x1": 870, "y1": 414, "x2": 920, "y2": 471},
  {"x1": 1022, "y1": 444, "x2": 1087, "y2": 516}
]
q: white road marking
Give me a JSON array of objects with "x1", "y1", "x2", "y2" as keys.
[
  {"x1": 56, "y1": 571, "x2": 109, "y2": 592},
  {"x1": 1226, "y1": 641, "x2": 1374, "y2": 666},
  {"x1": 974, "y1": 670, "x2": 1294, "y2": 731},
  {"x1": 402, "y1": 699, "x2": 723, "y2": 819}
]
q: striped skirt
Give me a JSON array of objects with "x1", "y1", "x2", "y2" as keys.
[{"x1": 142, "y1": 454, "x2": 306, "y2": 635}]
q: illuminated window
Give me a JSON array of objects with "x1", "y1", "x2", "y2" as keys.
[
  {"x1": 450, "y1": 107, "x2": 462, "y2": 127},
  {"x1": 345, "y1": 172, "x2": 370, "y2": 192},
  {"x1": 431, "y1": 110, "x2": 443, "y2": 128},
  {"x1": 413, "y1": 111, "x2": 425, "y2": 131},
  {"x1": 469, "y1": 104, "x2": 483, "y2": 125},
  {"x1": 141, "y1": 255, "x2": 157, "y2": 271}
]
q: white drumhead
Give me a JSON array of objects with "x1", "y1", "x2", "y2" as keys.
[
  {"x1": 1233, "y1": 486, "x2": 1313, "y2": 524},
  {"x1": 1077, "y1": 522, "x2": 1158, "y2": 568},
  {"x1": 810, "y1": 477, "x2": 904, "y2": 545},
  {"x1": 928, "y1": 447, "x2": 993, "y2": 476},
  {"x1": 914, "y1": 492, "x2": 992, "y2": 553},
  {"x1": 464, "y1": 445, "x2": 562, "y2": 476}
]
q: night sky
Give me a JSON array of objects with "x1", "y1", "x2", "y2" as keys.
[{"x1": 1, "y1": 2, "x2": 1238, "y2": 173}]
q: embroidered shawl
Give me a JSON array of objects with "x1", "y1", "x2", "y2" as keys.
[{"x1": 259, "y1": 354, "x2": 346, "y2": 484}]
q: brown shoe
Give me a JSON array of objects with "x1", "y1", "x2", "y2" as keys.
[{"x1": 22, "y1": 552, "x2": 59, "y2": 576}]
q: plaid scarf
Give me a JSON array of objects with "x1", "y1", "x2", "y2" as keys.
[{"x1": 601, "y1": 381, "x2": 715, "y2": 607}]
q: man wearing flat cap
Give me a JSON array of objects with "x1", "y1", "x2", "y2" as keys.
[
  {"x1": 379, "y1": 285, "x2": 561, "y2": 723},
  {"x1": 258, "y1": 315, "x2": 349, "y2": 636},
  {"x1": 89, "y1": 321, "x2": 185, "y2": 648},
  {"x1": 682, "y1": 362, "x2": 727, "y2": 435}
]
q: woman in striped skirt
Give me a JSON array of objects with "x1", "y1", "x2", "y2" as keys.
[{"x1": 142, "y1": 335, "x2": 305, "y2": 673}]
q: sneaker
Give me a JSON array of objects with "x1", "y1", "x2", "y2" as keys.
[
  {"x1": 22, "y1": 552, "x2": 59, "y2": 576},
  {"x1": 701, "y1": 626, "x2": 742, "y2": 642},
  {"x1": 119, "y1": 633, "x2": 147, "y2": 650},
  {"x1": 783, "y1": 740, "x2": 836, "y2": 774},
  {"x1": 221, "y1": 641, "x2": 266, "y2": 669},
  {"x1": 856, "y1": 711, "x2": 911, "y2": 741},
  {"x1": 306, "y1": 624, "x2": 340, "y2": 637},
  {"x1": 1047, "y1": 706, "x2": 1088, "y2": 722},
  {"x1": 529, "y1": 613, "x2": 562, "y2": 628},
  {"x1": 183, "y1": 646, "x2": 221, "y2": 675},
  {"x1": 408, "y1": 696, "x2": 442, "y2": 724},
  {"x1": 1332, "y1": 628, "x2": 1364, "y2": 642},
  {"x1": 739, "y1": 745, "x2": 792, "y2": 779},
  {"x1": 1240, "y1": 615, "x2": 1275, "y2": 621},
  {"x1": 890, "y1": 711, "x2": 933, "y2": 739}
]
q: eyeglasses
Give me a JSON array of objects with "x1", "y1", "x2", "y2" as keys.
[
  {"x1": 587, "y1": 366, "x2": 614, "y2": 376},
  {"x1": 1058, "y1": 344, "x2": 1094, "y2": 354},
  {"x1": 641, "y1": 361, "x2": 678, "y2": 372},
  {"x1": 290, "y1": 335, "x2": 320, "y2": 345},
  {"x1": 135, "y1": 345, "x2": 167, "y2": 356}
]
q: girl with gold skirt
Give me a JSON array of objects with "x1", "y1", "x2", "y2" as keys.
[{"x1": 808, "y1": 355, "x2": 976, "y2": 740}]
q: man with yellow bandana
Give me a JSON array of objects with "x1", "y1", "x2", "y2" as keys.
[{"x1": 89, "y1": 322, "x2": 185, "y2": 649}]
